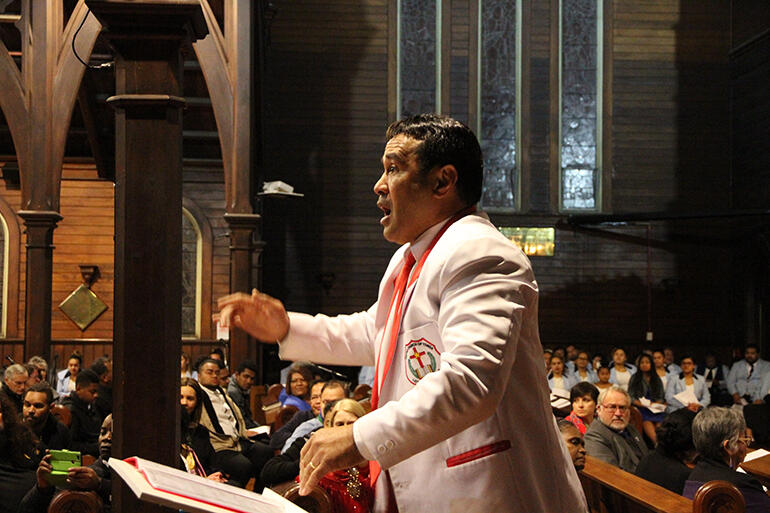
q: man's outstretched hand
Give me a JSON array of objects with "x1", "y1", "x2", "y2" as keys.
[{"x1": 215, "y1": 289, "x2": 290, "y2": 342}]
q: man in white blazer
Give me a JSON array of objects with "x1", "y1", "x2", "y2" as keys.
[{"x1": 217, "y1": 114, "x2": 586, "y2": 512}]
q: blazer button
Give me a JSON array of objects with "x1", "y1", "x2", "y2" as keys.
[
  {"x1": 377, "y1": 444, "x2": 387, "y2": 454},
  {"x1": 385, "y1": 440, "x2": 395, "y2": 449}
]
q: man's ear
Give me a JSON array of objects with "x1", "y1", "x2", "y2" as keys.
[{"x1": 432, "y1": 165, "x2": 458, "y2": 196}]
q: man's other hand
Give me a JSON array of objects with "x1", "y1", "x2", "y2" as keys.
[
  {"x1": 298, "y1": 424, "x2": 367, "y2": 496},
  {"x1": 36, "y1": 452, "x2": 53, "y2": 490},
  {"x1": 215, "y1": 288, "x2": 290, "y2": 342}
]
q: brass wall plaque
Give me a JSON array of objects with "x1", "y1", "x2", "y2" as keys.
[{"x1": 59, "y1": 284, "x2": 108, "y2": 331}]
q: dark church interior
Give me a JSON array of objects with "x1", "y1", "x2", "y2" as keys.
[{"x1": 0, "y1": 1, "x2": 769, "y2": 512}]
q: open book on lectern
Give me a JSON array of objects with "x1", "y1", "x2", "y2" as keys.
[{"x1": 109, "y1": 456, "x2": 307, "y2": 513}]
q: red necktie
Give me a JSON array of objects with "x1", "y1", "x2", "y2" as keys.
[{"x1": 369, "y1": 250, "x2": 415, "y2": 491}]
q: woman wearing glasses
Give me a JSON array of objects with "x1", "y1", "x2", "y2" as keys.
[{"x1": 684, "y1": 407, "x2": 770, "y2": 513}]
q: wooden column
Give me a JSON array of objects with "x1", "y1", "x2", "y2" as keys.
[
  {"x1": 85, "y1": 3, "x2": 206, "y2": 513},
  {"x1": 224, "y1": 213, "x2": 261, "y2": 371},
  {"x1": 17, "y1": 210, "x2": 61, "y2": 361}
]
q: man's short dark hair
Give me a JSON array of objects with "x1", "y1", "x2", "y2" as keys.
[
  {"x1": 89, "y1": 357, "x2": 111, "y2": 378},
  {"x1": 570, "y1": 381, "x2": 599, "y2": 403},
  {"x1": 746, "y1": 343, "x2": 760, "y2": 353},
  {"x1": 236, "y1": 360, "x2": 258, "y2": 374},
  {"x1": 76, "y1": 369, "x2": 100, "y2": 388},
  {"x1": 197, "y1": 358, "x2": 223, "y2": 372},
  {"x1": 385, "y1": 114, "x2": 483, "y2": 206},
  {"x1": 24, "y1": 382, "x2": 54, "y2": 404},
  {"x1": 321, "y1": 379, "x2": 348, "y2": 396}
]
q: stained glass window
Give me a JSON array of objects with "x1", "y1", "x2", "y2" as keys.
[
  {"x1": 182, "y1": 210, "x2": 198, "y2": 337},
  {"x1": 399, "y1": 0, "x2": 437, "y2": 117},
  {"x1": 479, "y1": 0, "x2": 519, "y2": 210},
  {"x1": 560, "y1": 0, "x2": 600, "y2": 210}
]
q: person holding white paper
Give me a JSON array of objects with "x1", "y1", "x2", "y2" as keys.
[
  {"x1": 216, "y1": 115, "x2": 586, "y2": 512},
  {"x1": 665, "y1": 356, "x2": 711, "y2": 413}
]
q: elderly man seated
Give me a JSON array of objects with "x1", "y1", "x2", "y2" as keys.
[
  {"x1": 1, "y1": 363, "x2": 29, "y2": 414},
  {"x1": 584, "y1": 385, "x2": 649, "y2": 473}
]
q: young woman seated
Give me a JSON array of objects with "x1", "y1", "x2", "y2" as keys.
[
  {"x1": 594, "y1": 366, "x2": 612, "y2": 391},
  {"x1": 573, "y1": 351, "x2": 597, "y2": 383},
  {"x1": 609, "y1": 347, "x2": 636, "y2": 391},
  {"x1": 628, "y1": 354, "x2": 666, "y2": 445},
  {"x1": 651, "y1": 349, "x2": 672, "y2": 391},
  {"x1": 665, "y1": 355, "x2": 710, "y2": 413},
  {"x1": 179, "y1": 378, "x2": 226, "y2": 482},
  {"x1": 547, "y1": 355, "x2": 577, "y2": 394},
  {"x1": 565, "y1": 382, "x2": 599, "y2": 435}
]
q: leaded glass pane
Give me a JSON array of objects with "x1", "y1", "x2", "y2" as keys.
[
  {"x1": 561, "y1": 0, "x2": 598, "y2": 210},
  {"x1": 400, "y1": 0, "x2": 436, "y2": 117},
  {"x1": 562, "y1": 168, "x2": 596, "y2": 209},
  {"x1": 182, "y1": 213, "x2": 197, "y2": 337},
  {"x1": 480, "y1": 0, "x2": 518, "y2": 210}
]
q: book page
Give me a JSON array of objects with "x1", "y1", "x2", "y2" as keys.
[{"x1": 111, "y1": 457, "x2": 293, "y2": 513}]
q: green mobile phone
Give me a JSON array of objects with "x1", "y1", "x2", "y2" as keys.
[{"x1": 45, "y1": 450, "x2": 81, "y2": 488}]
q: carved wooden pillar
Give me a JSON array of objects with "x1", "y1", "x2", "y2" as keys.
[
  {"x1": 224, "y1": 213, "x2": 261, "y2": 374},
  {"x1": 85, "y1": 2, "x2": 206, "y2": 513},
  {"x1": 18, "y1": 210, "x2": 61, "y2": 361}
]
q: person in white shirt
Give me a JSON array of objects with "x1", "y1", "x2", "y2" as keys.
[
  {"x1": 216, "y1": 114, "x2": 586, "y2": 512},
  {"x1": 609, "y1": 347, "x2": 636, "y2": 391},
  {"x1": 727, "y1": 344, "x2": 770, "y2": 405},
  {"x1": 665, "y1": 356, "x2": 710, "y2": 413}
]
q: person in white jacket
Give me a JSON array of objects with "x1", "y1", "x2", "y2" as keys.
[{"x1": 217, "y1": 114, "x2": 586, "y2": 513}]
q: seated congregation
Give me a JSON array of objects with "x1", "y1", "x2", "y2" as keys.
[
  {"x1": 2, "y1": 343, "x2": 770, "y2": 513},
  {"x1": 556, "y1": 343, "x2": 770, "y2": 513}
]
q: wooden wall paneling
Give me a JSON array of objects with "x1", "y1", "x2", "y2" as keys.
[{"x1": 51, "y1": 164, "x2": 114, "y2": 341}]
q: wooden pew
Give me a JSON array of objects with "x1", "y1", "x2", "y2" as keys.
[
  {"x1": 48, "y1": 490, "x2": 102, "y2": 513},
  {"x1": 580, "y1": 455, "x2": 745, "y2": 513}
]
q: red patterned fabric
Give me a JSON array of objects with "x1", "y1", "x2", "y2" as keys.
[
  {"x1": 318, "y1": 466, "x2": 373, "y2": 513},
  {"x1": 565, "y1": 411, "x2": 587, "y2": 435}
]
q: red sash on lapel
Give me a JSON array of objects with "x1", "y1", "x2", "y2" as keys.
[{"x1": 369, "y1": 206, "x2": 475, "y2": 489}]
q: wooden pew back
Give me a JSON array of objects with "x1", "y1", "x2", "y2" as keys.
[{"x1": 580, "y1": 455, "x2": 746, "y2": 513}]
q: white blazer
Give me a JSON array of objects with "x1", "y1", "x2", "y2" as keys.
[
  {"x1": 665, "y1": 373, "x2": 711, "y2": 412},
  {"x1": 279, "y1": 213, "x2": 586, "y2": 513}
]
